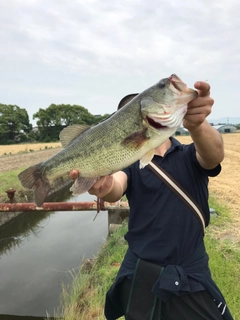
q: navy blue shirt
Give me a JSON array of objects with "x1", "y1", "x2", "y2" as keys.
[
  {"x1": 123, "y1": 137, "x2": 220, "y2": 266},
  {"x1": 104, "y1": 138, "x2": 233, "y2": 320}
]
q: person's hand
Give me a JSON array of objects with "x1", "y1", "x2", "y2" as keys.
[
  {"x1": 88, "y1": 175, "x2": 114, "y2": 198},
  {"x1": 183, "y1": 81, "x2": 214, "y2": 130},
  {"x1": 69, "y1": 169, "x2": 114, "y2": 198}
]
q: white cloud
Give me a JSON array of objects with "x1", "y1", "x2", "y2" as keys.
[{"x1": 0, "y1": 0, "x2": 239, "y2": 124}]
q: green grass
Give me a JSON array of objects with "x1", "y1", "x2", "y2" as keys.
[
  {"x1": 53, "y1": 223, "x2": 128, "y2": 320},
  {"x1": 205, "y1": 236, "x2": 240, "y2": 319},
  {"x1": 209, "y1": 195, "x2": 232, "y2": 226},
  {"x1": 54, "y1": 198, "x2": 240, "y2": 320},
  {"x1": 0, "y1": 168, "x2": 26, "y2": 196},
  {"x1": 206, "y1": 196, "x2": 240, "y2": 320}
]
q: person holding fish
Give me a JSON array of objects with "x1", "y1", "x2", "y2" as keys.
[
  {"x1": 19, "y1": 75, "x2": 233, "y2": 320},
  {"x1": 80, "y1": 81, "x2": 232, "y2": 320}
]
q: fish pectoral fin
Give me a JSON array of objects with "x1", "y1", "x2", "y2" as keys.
[
  {"x1": 70, "y1": 176, "x2": 97, "y2": 195},
  {"x1": 122, "y1": 128, "x2": 149, "y2": 149},
  {"x1": 60, "y1": 124, "x2": 91, "y2": 148},
  {"x1": 139, "y1": 149, "x2": 155, "y2": 168}
]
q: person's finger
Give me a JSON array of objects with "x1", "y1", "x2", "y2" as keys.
[
  {"x1": 188, "y1": 93, "x2": 214, "y2": 111},
  {"x1": 194, "y1": 81, "x2": 211, "y2": 97},
  {"x1": 90, "y1": 176, "x2": 107, "y2": 190},
  {"x1": 69, "y1": 169, "x2": 79, "y2": 180},
  {"x1": 88, "y1": 175, "x2": 113, "y2": 197}
]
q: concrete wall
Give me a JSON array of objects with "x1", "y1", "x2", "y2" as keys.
[{"x1": 108, "y1": 207, "x2": 129, "y2": 235}]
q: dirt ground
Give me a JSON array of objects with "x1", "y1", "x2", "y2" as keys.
[
  {"x1": 0, "y1": 134, "x2": 239, "y2": 242},
  {"x1": 0, "y1": 142, "x2": 62, "y2": 172},
  {"x1": 178, "y1": 133, "x2": 240, "y2": 243},
  {"x1": 0, "y1": 147, "x2": 62, "y2": 173}
]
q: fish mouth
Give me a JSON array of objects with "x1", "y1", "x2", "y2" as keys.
[
  {"x1": 168, "y1": 74, "x2": 187, "y2": 93},
  {"x1": 142, "y1": 74, "x2": 197, "y2": 130},
  {"x1": 168, "y1": 74, "x2": 198, "y2": 98},
  {"x1": 146, "y1": 116, "x2": 169, "y2": 129}
]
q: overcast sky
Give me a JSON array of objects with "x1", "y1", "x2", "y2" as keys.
[{"x1": 0, "y1": 0, "x2": 239, "y2": 125}]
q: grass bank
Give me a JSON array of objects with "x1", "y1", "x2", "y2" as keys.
[
  {"x1": 0, "y1": 168, "x2": 24, "y2": 193},
  {"x1": 54, "y1": 197, "x2": 240, "y2": 320},
  {"x1": 0, "y1": 168, "x2": 34, "y2": 203}
]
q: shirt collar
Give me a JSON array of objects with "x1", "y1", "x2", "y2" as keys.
[
  {"x1": 153, "y1": 137, "x2": 183, "y2": 160},
  {"x1": 164, "y1": 137, "x2": 183, "y2": 156}
]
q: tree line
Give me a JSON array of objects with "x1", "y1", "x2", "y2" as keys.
[
  {"x1": 1, "y1": 103, "x2": 239, "y2": 145},
  {"x1": 0, "y1": 103, "x2": 110, "y2": 144}
]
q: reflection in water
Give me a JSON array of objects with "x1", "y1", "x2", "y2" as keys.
[
  {"x1": 0, "y1": 211, "x2": 55, "y2": 255},
  {"x1": 0, "y1": 192, "x2": 108, "y2": 318},
  {"x1": 0, "y1": 186, "x2": 72, "y2": 255}
]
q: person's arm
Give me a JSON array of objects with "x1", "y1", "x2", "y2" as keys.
[{"x1": 183, "y1": 81, "x2": 224, "y2": 170}]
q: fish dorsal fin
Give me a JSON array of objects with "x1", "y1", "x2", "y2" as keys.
[
  {"x1": 117, "y1": 93, "x2": 139, "y2": 110},
  {"x1": 59, "y1": 124, "x2": 90, "y2": 148},
  {"x1": 139, "y1": 149, "x2": 155, "y2": 169}
]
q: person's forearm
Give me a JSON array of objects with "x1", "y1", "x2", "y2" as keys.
[
  {"x1": 88, "y1": 171, "x2": 127, "y2": 202},
  {"x1": 101, "y1": 178, "x2": 124, "y2": 202},
  {"x1": 189, "y1": 120, "x2": 224, "y2": 169}
]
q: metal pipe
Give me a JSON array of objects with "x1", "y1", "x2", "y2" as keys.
[{"x1": 0, "y1": 201, "x2": 104, "y2": 212}]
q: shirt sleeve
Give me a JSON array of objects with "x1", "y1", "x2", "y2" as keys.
[
  {"x1": 187, "y1": 143, "x2": 222, "y2": 177},
  {"x1": 121, "y1": 162, "x2": 135, "y2": 194}
]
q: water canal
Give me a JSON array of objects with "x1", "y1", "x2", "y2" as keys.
[{"x1": 0, "y1": 193, "x2": 108, "y2": 319}]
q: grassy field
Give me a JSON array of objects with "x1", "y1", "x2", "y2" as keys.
[
  {"x1": 178, "y1": 133, "x2": 240, "y2": 243},
  {"x1": 0, "y1": 145, "x2": 62, "y2": 202}
]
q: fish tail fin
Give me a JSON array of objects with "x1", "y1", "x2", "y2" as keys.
[{"x1": 18, "y1": 164, "x2": 50, "y2": 206}]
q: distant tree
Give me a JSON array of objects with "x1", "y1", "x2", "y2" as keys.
[
  {"x1": 33, "y1": 104, "x2": 109, "y2": 142},
  {"x1": 94, "y1": 113, "x2": 112, "y2": 124},
  {"x1": 0, "y1": 104, "x2": 32, "y2": 144}
]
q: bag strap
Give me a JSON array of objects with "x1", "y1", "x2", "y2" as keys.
[{"x1": 148, "y1": 160, "x2": 206, "y2": 233}]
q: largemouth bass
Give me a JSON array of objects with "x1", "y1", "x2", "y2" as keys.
[{"x1": 18, "y1": 74, "x2": 198, "y2": 206}]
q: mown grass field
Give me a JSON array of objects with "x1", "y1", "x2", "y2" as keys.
[
  {"x1": 0, "y1": 142, "x2": 61, "y2": 156},
  {"x1": 178, "y1": 133, "x2": 240, "y2": 243}
]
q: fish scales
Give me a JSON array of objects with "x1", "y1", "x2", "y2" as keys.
[{"x1": 42, "y1": 100, "x2": 144, "y2": 179}]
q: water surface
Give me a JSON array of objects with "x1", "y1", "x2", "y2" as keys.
[{"x1": 0, "y1": 193, "x2": 108, "y2": 318}]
